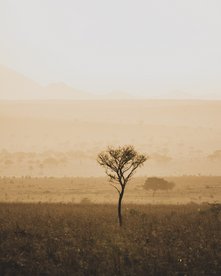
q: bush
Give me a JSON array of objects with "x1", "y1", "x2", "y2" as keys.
[{"x1": 144, "y1": 177, "x2": 175, "y2": 196}]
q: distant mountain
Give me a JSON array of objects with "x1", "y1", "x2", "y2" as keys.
[
  {"x1": 1, "y1": 64, "x2": 220, "y2": 100},
  {"x1": 163, "y1": 89, "x2": 221, "y2": 100},
  {"x1": 44, "y1": 82, "x2": 91, "y2": 99},
  {"x1": 102, "y1": 91, "x2": 135, "y2": 99},
  {"x1": 0, "y1": 64, "x2": 42, "y2": 99},
  {"x1": 0, "y1": 65, "x2": 90, "y2": 100}
]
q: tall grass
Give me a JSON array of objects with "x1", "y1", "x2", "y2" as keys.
[{"x1": 0, "y1": 203, "x2": 220, "y2": 275}]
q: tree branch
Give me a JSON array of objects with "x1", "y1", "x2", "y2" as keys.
[{"x1": 110, "y1": 183, "x2": 121, "y2": 195}]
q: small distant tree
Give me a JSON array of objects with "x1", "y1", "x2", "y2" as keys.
[
  {"x1": 97, "y1": 145, "x2": 147, "y2": 226},
  {"x1": 80, "y1": 197, "x2": 92, "y2": 204},
  {"x1": 143, "y1": 177, "x2": 175, "y2": 197}
]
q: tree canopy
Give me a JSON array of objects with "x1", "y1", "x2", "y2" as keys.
[
  {"x1": 97, "y1": 145, "x2": 147, "y2": 190},
  {"x1": 97, "y1": 145, "x2": 147, "y2": 226},
  {"x1": 144, "y1": 177, "x2": 175, "y2": 196}
]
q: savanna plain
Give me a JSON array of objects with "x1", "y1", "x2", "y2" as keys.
[
  {"x1": 1, "y1": 100, "x2": 221, "y2": 275},
  {"x1": 0, "y1": 177, "x2": 221, "y2": 275}
]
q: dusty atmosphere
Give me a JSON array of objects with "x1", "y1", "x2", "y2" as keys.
[{"x1": 1, "y1": 99, "x2": 221, "y2": 177}]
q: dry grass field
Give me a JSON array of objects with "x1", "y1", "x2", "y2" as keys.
[
  {"x1": 0, "y1": 176, "x2": 220, "y2": 204},
  {"x1": 0, "y1": 203, "x2": 221, "y2": 275},
  {"x1": 0, "y1": 176, "x2": 221, "y2": 275}
]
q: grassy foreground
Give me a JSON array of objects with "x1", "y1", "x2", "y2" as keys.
[{"x1": 0, "y1": 203, "x2": 221, "y2": 275}]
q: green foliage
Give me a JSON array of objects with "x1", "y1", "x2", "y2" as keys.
[{"x1": 0, "y1": 203, "x2": 220, "y2": 275}]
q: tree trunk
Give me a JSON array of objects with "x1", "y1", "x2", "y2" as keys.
[
  {"x1": 118, "y1": 191, "x2": 124, "y2": 227},
  {"x1": 152, "y1": 190, "x2": 156, "y2": 203}
]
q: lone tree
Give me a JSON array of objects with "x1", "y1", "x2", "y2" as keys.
[
  {"x1": 97, "y1": 145, "x2": 147, "y2": 226},
  {"x1": 143, "y1": 177, "x2": 175, "y2": 197}
]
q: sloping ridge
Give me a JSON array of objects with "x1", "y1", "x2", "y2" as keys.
[{"x1": 0, "y1": 65, "x2": 89, "y2": 100}]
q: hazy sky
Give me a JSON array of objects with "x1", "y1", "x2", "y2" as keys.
[{"x1": 1, "y1": 0, "x2": 221, "y2": 98}]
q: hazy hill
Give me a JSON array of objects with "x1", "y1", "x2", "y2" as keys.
[
  {"x1": 0, "y1": 65, "x2": 42, "y2": 99},
  {"x1": 0, "y1": 65, "x2": 90, "y2": 100}
]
